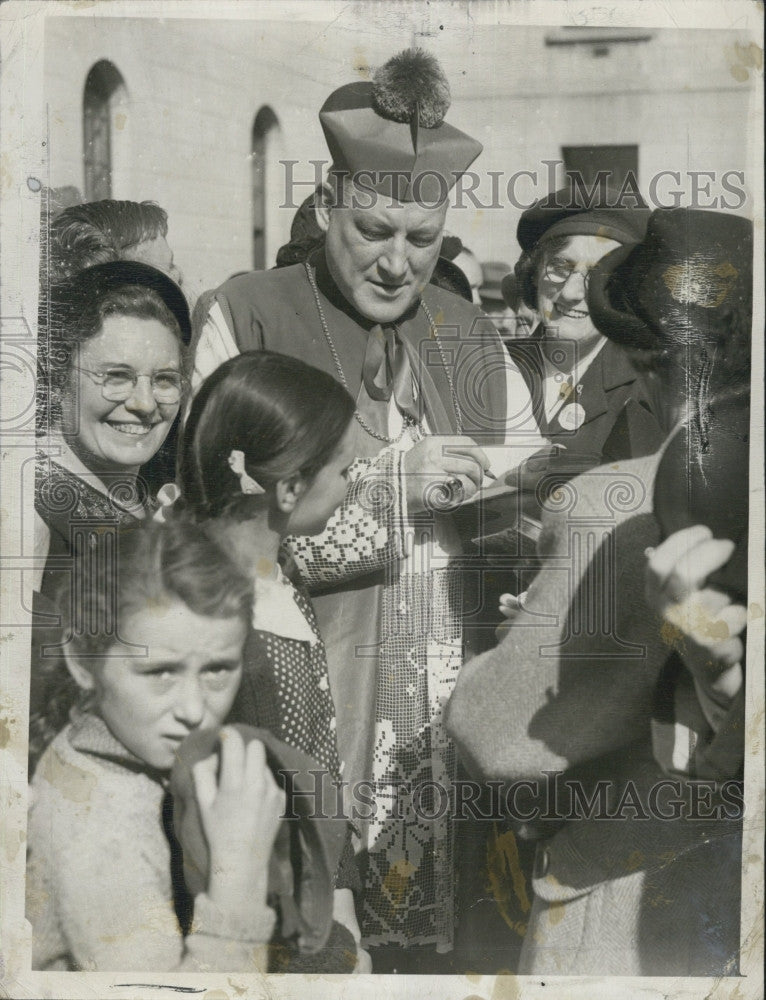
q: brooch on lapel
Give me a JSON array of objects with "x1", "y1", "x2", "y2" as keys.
[{"x1": 558, "y1": 402, "x2": 586, "y2": 431}]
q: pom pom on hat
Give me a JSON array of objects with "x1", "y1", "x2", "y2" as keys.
[
  {"x1": 372, "y1": 48, "x2": 451, "y2": 128},
  {"x1": 319, "y1": 48, "x2": 481, "y2": 201}
]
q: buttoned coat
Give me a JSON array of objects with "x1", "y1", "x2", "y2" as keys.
[{"x1": 506, "y1": 335, "x2": 666, "y2": 471}]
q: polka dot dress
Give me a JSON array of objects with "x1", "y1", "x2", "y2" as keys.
[{"x1": 230, "y1": 578, "x2": 341, "y2": 782}]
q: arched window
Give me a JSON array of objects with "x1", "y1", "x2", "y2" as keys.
[
  {"x1": 83, "y1": 61, "x2": 126, "y2": 201},
  {"x1": 251, "y1": 106, "x2": 283, "y2": 269}
]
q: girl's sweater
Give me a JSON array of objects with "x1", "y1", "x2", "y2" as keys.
[{"x1": 26, "y1": 713, "x2": 274, "y2": 972}]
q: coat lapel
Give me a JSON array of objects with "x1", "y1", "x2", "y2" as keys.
[
  {"x1": 557, "y1": 340, "x2": 638, "y2": 431},
  {"x1": 570, "y1": 348, "x2": 610, "y2": 428}
]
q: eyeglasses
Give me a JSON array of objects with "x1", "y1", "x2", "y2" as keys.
[
  {"x1": 74, "y1": 366, "x2": 186, "y2": 404},
  {"x1": 543, "y1": 258, "x2": 595, "y2": 290}
]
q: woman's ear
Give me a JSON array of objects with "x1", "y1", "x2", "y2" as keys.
[
  {"x1": 63, "y1": 646, "x2": 96, "y2": 693},
  {"x1": 275, "y1": 474, "x2": 306, "y2": 513},
  {"x1": 314, "y1": 181, "x2": 337, "y2": 234}
]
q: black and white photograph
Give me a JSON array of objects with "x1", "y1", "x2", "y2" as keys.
[{"x1": 0, "y1": 2, "x2": 763, "y2": 997}]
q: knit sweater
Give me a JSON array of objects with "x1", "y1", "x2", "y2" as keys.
[{"x1": 26, "y1": 714, "x2": 274, "y2": 972}]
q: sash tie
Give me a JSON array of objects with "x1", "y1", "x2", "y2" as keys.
[{"x1": 362, "y1": 324, "x2": 421, "y2": 423}]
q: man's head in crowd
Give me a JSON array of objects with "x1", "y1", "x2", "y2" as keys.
[
  {"x1": 50, "y1": 199, "x2": 182, "y2": 286},
  {"x1": 479, "y1": 260, "x2": 517, "y2": 336},
  {"x1": 500, "y1": 272, "x2": 538, "y2": 338},
  {"x1": 314, "y1": 48, "x2": 482, "y2": 324},
  {"x1": 453, "y1": 248, "x2": 483, "y2": 305}
]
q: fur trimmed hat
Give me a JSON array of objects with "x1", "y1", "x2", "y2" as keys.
[{"x1": 319, "y1": 48, "x2": 482, "y2": 203}]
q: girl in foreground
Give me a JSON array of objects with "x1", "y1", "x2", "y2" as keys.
[
  {"x1": 178, "y1": 351, "x2": 366, "y2": 954},
  {"x1": 27, "y1": 520, "x2": 283, "y2": 972}
]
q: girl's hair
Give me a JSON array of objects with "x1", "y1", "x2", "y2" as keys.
[
  {"x1": 513, "y1": 234, "x2": 570, "y2": 312},
  {"x1": 179, "y1": 351, "x2": 355, "y2": 520},
  {"x1": 38, "y1": 280, "x2": 187, "y2": 431},
  {"x1": 29, "y1": 520, "x2": 253, "y2": 768}
]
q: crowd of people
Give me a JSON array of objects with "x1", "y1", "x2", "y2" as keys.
[{"x1": 27, "y1": 47, "x2": 752, "y2": 976}]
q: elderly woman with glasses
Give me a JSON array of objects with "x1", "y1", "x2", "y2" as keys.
[
  {"x1": 507, "y1": 181, "x2": 667, "y2": 475},
  {"x1": 30, "y1": 260, "x2": 191, "y2": 770}
]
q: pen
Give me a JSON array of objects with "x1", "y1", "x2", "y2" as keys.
[{"x1": 483, "y1": 469, "x2": 497, "y2": 480}]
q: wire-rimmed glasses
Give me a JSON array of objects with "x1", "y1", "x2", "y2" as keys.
[
  {"x1": 542, "y1": 258, "x2": 594, "y2": 291},
  {"x1": 74, "y1": 366, "x2": 186, "y2": 405}
]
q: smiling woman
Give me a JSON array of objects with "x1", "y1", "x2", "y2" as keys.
[
  {"x1": 30, "y1": 260, "x2": 191, "y2": 772},
  {"x1": 507, "y1": 182, "x2": 667, "y2": 473},
  {"x1": 36, "y1": 259, "x2": 189, "y2": 533},
  {"x1": 61, "y1": 313, "x2": 183, "y2": 475}
]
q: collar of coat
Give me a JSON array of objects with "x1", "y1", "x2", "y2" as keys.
[
  {"x1": 508, "y1": 334, "x2": 640, "y2": 426},
  {"x1": 67, "y1": 710, "x2": 168, "y2": 784}
]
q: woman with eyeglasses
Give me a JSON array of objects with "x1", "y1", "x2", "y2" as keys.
[
  {"x1": 507, "y1": 180, "x2": 667, "y2": 474},
  {"x1": 30, "y1": 260, "x2": 190, "y2": 772}
]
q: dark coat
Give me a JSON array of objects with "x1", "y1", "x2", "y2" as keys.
[{"x1": 506, "y1": 335, "x2": 667, "y2": 473}]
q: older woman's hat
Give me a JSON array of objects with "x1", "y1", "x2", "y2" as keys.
[
  {"x1": 320, "y1": 48, "x2": 482, "y2": 202},
  {"x1": 62, "y1": 259, "x2": 192, "y2": 344},
  {"x1": 517, "y1": 176, "x2": 651, "y2": 253},
  {"x1": 587, "y1": 207, "x2": 753, "y2": 353}
]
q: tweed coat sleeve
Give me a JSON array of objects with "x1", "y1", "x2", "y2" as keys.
[{"x1": 446, "y1": 455, "x2": 669, "y2": 780}]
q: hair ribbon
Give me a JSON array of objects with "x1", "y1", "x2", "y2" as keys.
[
  {"x1": 153, "y1": 482, "x2": 181, "y2": 523},
  {"x1": 228, "y1": 450, "x2": 265, "y2": 495}
]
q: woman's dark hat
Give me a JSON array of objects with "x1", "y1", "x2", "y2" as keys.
[
  {"x1": 170, "y1": 724, "x2": 347, "y2": 955},
  {"x1": 319, "y1": 48, "x2": 482, "y2": 202},
  {"x1": 517, "y1": 178, "x2": 651, "y2": 252},
  {"x1": 63, "y1": 259, "x2": 192, "y2": 344},
  {"x1": 587, "y1": 208, "x2": 753, "y2": 353},
  {"x1": 431, "y1": 256, "x2": 473, "y2": 301}
]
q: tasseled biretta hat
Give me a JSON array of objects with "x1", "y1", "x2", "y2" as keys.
[{"x1": 319, "y1": 48, "x2": 483, "y2": 203}]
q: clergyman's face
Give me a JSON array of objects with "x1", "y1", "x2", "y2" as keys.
[{"x1": 319, "y1": 183, "x2": 448, "y2": 323}]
